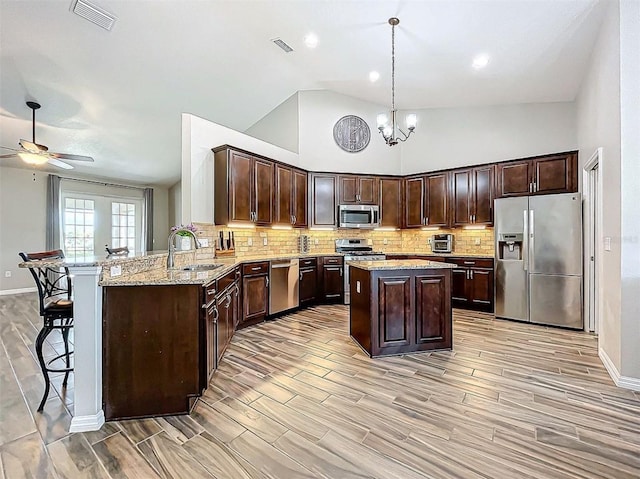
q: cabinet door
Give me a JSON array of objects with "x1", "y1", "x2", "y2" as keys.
[
  {"x1": 216, "y1": 292, "x2": 231, "y2": 364},
  {"x1": 358, "y1": 176, "x2": 379, "y2": 204},
  {"x1": 533, "y1": 153, "x2": 577, "y2": 195},
  {"x1": 472, "y1": 166, "x2": 494, "y2": 225},
  {"x1": 292, "y1": 169, "x2": 308, "y2": 227},
  {"x1": 205, "y1": 302, "x2": 217, "y2": 381},
  {"x1": 379, "y1": 177, "x2": 402, "y2": 228},
  {"x1": 425, "y1": 173, "x2": 449, "y2": 227},
  {"x1": 274, "y1": 164, "x2": 292, "y2": 225},
  {"x1": 404, "y1": 177, "x2": 425, "y2": 228},
  {"x1": 451, "y1": 269, "x2": 469, "y2": 305},
  {"x1": 229, "y1": 151, "x2": 253, "y2": 222},
  {"x1": 377, "y1": 276, "x2": 411, "y2": 349},
  {"x1": 310, "y1": 174, "x2": 338, "y2": 227},
  {"x1": 452, "y1": 169, "x2": 472, "y2": 226},
  {"x1": 253, "y1": 158, "x2": 274, "y2": 225},
  {"x1": 242, "y1": 275, "x2": 268, "y2": 323},
  {"x1": 496, "y1": 160, "x2": 532, "y2": 197},
  {"x1": 414, "y1": 273, "x2": 451, "y2": 348},
  {"x1": 469, "y1": 269, "x2": 494, "y2": 311},
  {"x1": 322, "y1": 264, "x2": 343, "y2": 302},
  {"x1": 299, "y1": 267, "x2": 318, "y2": 305},
  {"x1": 338, "y1": 175, "x2": 358, "y2": 204}
]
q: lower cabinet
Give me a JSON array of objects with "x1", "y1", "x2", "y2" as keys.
[
  {"x1": 240, "y1": 261, "x2": 269, "y2": 328},
  {"x1": 320, "y1": 256, "x2": 344, "y2": 303},
  {"x1": 450, "y1": 258, "x2": 494, "y2": 312},
  {"x1": 299, "y1": 257, "x2": 318, "y2": 306}
]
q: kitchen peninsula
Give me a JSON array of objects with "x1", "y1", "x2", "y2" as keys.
[{"x1": 349, "y1": 260, "x2": 454, "y2": 357}]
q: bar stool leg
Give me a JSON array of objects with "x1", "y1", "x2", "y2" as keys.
[
  {"x1": 35, "y1": 324, "x2": 53, "y2": 412},
  {"x1": 61, "y1": 322, "x2": 71, "y2": 387}
]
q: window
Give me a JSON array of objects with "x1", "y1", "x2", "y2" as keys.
[
  {"x1": 63, "y1": 198, "x2": 95, "y2": 255},
  {"x1": 111, "y1": 202, "x2": 136, "y2": 251}
]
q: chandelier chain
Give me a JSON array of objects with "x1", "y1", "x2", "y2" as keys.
[{"x1": 391, "y1": 20, "x2": 395, "y2": 113}]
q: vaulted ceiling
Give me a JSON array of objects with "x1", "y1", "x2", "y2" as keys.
[{"x1": 0, "y1": 0, "x2": 606, "y2": 186}]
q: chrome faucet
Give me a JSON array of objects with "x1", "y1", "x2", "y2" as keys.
[{"x1": 167, "y1": 228, "x2": 199, "y2": 268}]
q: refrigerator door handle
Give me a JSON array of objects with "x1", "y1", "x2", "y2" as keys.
[
  {"x1": 523, "y1": 209, "x2": 529, "y2": 271},
  {"x1": 529, "y1": 209, "x2": 534, "y2": 263}
]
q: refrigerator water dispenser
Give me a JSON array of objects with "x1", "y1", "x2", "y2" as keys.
[{"x1": 498, "y1": 233, "x2": 523, "y2": 260}]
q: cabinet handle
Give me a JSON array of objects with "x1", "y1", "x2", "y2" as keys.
[
  {"x1": 425, "y1": 216, "x2": 429, "y2": 225},
  {"x1": 234, "y1": 284, "x2": 239, "y2": 297},
  {"x1": 466, "y1": 270, "x2": 470, "y2": 280},
  {"x1": 207, "y1": 289, "x2": 216, "y2": 296},
  {"x1": 534, "y1": 181, "x2": 538, "y2": 193},
  {"x1": 529, "y1": 183, "x2": 533, "y2": 193},
  {"x1": 463, "y1": 261, "x2": 475, "y2": 265},
  {"x1": 339, "y1": 267, "x2": 343, "y2": 277},
  {"x1": 211, "y1": 305, "x2": 219, "y2": 322},
  {"x1": 299, "y1": 271, "x2": 303, "y2": 281},
  {"x1": 470, "y1": 270, "x2": 474, "y2": 279},
  {"x1": 265, "y1": 276, "x2": 269, "y2": 287},
  {"x1": 251, "y1": 266, "x2": 261, "y2": 271}
]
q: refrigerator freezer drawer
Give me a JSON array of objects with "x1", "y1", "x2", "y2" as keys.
[
  {"x1": 495, "y1": 260, "x2": 528, "y2": 322},
  {"x1": 529, "y1": 274, "x2": 582, "y2": 329}
]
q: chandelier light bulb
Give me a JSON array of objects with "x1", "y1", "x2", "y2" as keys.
[
  {"x1": 376, "y1": 113, "x2": 388, "y2": 128},
  {"x1": 383, "y1": 125, "x2": 393, "y2": 138},
  {"x1": 406, "y1": 114, "x2": 417, "y2": 130}
]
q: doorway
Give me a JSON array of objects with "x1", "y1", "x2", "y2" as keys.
[{"x1": 583, "y1": 148, "x2": 602, "y2": 334}]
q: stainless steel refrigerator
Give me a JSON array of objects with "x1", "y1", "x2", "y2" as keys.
[{"x1": 494, "y1": 193, "x2": 583, "y2": 329}]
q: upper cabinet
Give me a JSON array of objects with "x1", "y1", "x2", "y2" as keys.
[
  {"x1": 404, "y1": 172, "x2": 450, "y2": 228},
  {"x1": 495, "y1": 151, "x2": 577, "y2": 198},
  {"x1": 310, "y1": 173, "x2": 338, "y2": 227},
  {"x1": 379, "y1": 177, "x2": 402, "y2": 229},
  {"x1": 274, "y1": 164, "x2": 308, "y2": 228},
  {"x1": 214, "y1": 147, "x2": 274, "y2": 226},
  {"x1": 451, "y1": 165, "x2": 494, "y2": 226},
  {"x1": 338, "y1": 175, "x2": 379, "y2": 205}
]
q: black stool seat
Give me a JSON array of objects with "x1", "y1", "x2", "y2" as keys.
[{"x1": 19, "y1": 250, "x2": 74, "y2": 412}]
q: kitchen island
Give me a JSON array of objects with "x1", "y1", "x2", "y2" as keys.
[{"x1": 349, "y1": 260, "x2": 455, "y2": 357}]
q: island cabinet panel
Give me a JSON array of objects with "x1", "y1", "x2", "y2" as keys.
[
  {"x1": 103, "y1": 285, "x2": 202, "y2": 420},
  {"x1": 349, "y1": 266, "x2": 452, "y2": 357},
  {"x1": 415, "y1": 273, "x2": 451, "y2": 348},
  {"x1": 377, "y1": 276, "x2": 411, "y2": 348}
]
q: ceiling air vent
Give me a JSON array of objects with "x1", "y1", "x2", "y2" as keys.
[
  {"x1": 71, "y1": 0, "x2": 116, "y2": 31},
  {"x1": 271, "y1": 38, "x2": 294, "y2": 53}
]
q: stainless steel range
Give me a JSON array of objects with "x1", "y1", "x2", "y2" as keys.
[{"x1": 335, "y1": 239, "x2": 385, "y2": 304}]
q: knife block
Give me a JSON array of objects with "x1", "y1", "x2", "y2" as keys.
[{"x1": 215, "y1": 249, "x2": 236, "y2": 257}]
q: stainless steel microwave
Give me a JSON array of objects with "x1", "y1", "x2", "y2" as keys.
[{"x1": 339, "y1": 204, "x2": 379, "y2": 229}]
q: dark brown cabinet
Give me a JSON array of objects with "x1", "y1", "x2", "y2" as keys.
[
  {"x1": 310, "y1": 173, "x2": 338, "y2": 227},
  {"x1": 274, "y1": 164, "x2": 308, "y2": 227},
  {"x1": 299, "y1": 257, "x2": 318, "y2": 306},
  {"x1": 404, "y1": 173, "x2": 449, "y2": 228},
  {"x1": 214, "y1": 146, "x2": 274, "y2": 226},
  {"x1": 320, "y1": 256, "x2": 343, "y2": 303},
  {"x1": 448, "y1": 258, "x2": 494, "y2": 312},
  {"x1": 338, "y1": 175, "x2": 379, "y2": 204},
  {"x1": 452, "y1": 166, "x2": 494, "y2": 226},
  {"x1": 379, "y1": 177, "x2": 402, "y2": 228},
  {"x1": 240, "y1": 261, "x2": 269, "y2": 328},
  {"x1": 496, "y1": 152, "x2": 577, "y2": 198}
]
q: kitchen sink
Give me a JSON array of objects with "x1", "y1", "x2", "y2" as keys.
[{"x1": 180, "y1": 264, "x2": 224, "y2": 271}]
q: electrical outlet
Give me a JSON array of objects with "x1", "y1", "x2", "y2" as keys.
[
  {"x1": 110, "y1": 265, "x2": 122, "y2": 277},
  {"x1": 198, "y1": 238, "x2": 209, "y2": 247},
  {"x1": 383, "y1": 238, "x2": 388, "y2": 245},
  {"x1": 263, "y1": 237, "x2": 268, "y2": 246},
  {"x1": 314, "y1": 238, "x2": 319, "y2": 245},
  {"x1": 474, "y1": 238, "x2": 481, "y2": 246},
  {"x1": 247, "y1": 238, "x2": 253, "y2": 246},
  {"x1": 4, "y1": 271, "x2": 11, "y2": 278},
  {"x1": 367, "y1": 239, "x2": 373, "y2": 246}
]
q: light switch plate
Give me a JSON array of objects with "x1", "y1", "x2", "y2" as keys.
[
  {"x1": 199, "y1": 238, "x2": 209, "y2": 247},
  {"x1": 247, "y1": 238, "x2": 253, "y2": 246},
  {"x1": 474, "y1": 238, "x2": 481, "y2": 246},
  {"x1": 604, "y1": 236, "x2": 612, "y2": 251},
  {"x1": 314, "y1": 238, "x2": 319, "y2": 245},
  {"x1": 110, "y1": 265, "x2": 122, "y2": 277},
  {"x1": 263, "y1": 237, "x2": 268, "y2": 246},
  {"x1": 383, "y1": 238, "x2": 388, "y2": 245}
]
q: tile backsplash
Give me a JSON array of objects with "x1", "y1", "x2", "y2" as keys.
[{"x1": 192, "y1": 223, "x2": 494, "y2": 259}]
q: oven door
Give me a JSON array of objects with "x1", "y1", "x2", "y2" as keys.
[{"x1": 339, "y1": 205, "x2": 379, "y2": 229}]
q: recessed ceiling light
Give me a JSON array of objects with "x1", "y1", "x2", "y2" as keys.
[
  {"x1": 304, "y1": 33, "x2": 318, "y2": 49},
  {"x1": 369, "y1": 71, "x2": 380, "y2": 82},
  {"x1": 472, "y1": 54, "x2": 490, "y2": 69}
]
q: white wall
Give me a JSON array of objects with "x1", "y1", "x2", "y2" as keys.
[
  {"x1": 0, "y1": 167, "x2": 48, "y2": 292},
  {"x1": 182, "y1": 113, "x2": 300, "y2": 224},
  {"x1": 576, "y1": 1, "x2": 622, "y2": 373},
  {"x1": 169, "y1": 181, "x2": 182, "y2": 229},
  {"x1": 400, "y1": 102, "x2": 577, "y2": 174},
  {"x1": 297, "y1": 90, "x2": 401, "y2": 175},
  {"x1": 246, "y1": 92, "x2": 300, "y2": 153}
]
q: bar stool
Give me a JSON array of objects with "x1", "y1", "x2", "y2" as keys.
[{"x1": 19, "y1": 250, "x2": 74, "y2": 412}]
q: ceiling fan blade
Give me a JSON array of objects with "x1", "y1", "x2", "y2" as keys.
[
  {"x1": 0, "y1": 145, "x2": 20, "y2": 153},
  {"x1": 0, "y1": 153, "x2": 19, "y2": 159},
  {"x1": 19, "y1": 139, "x2": 48, "y2": 153},
  {"x1": 47, "y1": 157, "x2": 74, "y2": 170},
  {"x1": 49, "y1": 152, "x2": 94, "y2": 162}
]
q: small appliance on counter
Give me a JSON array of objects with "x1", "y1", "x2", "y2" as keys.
[
  {"x1": 431, "y1": 234, "x2": 453, "y2": 253},
  {"x1": 298, "y1": 235, "x2": 310, "y2": 254},
  {"x1": 335, "y1": 238, "x2": 386, "y2": 304}
]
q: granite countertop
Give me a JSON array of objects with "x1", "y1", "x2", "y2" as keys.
[
  {"x1": 17, "y1": 250, "x2": 171, "y2": 268},
  {"x1": 348, "y1": 259, "x2": 457, "y2": 271},
  {"x1": 386, "y1": 252, "x2": 494, "y2": 259}
]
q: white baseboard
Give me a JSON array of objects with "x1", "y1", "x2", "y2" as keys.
[
  {"x1": 599, "y1": 347, "x2": 640, "y2": 392},
  {"x1": 0, "y1": 287, "x2": 37, "y2": 296},
  {"x1": 69, "y1": 410, "x2": 105, "y2": 433}
]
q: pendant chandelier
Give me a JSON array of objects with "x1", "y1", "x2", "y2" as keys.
[{"x1": 376, "y1": 17, "x2": 417, "y2": 146}]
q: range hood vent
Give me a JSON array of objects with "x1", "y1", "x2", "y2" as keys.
[
  {"x1": 71, "y1": 0, "x2": 116, "y2": 31},
  {"x1": 271, "y1": 38, "x2": 294, "y2": 53}
]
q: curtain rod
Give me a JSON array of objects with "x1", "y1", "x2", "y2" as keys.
[{"x1": 57, "y1": 175, "x2": 148, "y2": 191}]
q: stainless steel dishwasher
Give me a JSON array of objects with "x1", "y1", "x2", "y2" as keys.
[{"x1": 269, "y1": 258, "x2": 300, "y2": 315}]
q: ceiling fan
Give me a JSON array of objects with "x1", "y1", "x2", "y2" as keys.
[{"x1": 0, "y1": 101, "x2": 94, "y2": 170}]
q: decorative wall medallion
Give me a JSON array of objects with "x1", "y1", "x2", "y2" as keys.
[{"x1": 333, "y1": 115, "x2": 371, "y2": 153}]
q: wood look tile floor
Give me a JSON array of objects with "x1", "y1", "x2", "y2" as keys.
[{"x1": 1, "y1": 293, "x2": 639, "y2": 478}]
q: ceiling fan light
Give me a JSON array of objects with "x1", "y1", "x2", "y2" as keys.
[{"x1": 18, "y1": 152, "x2": 48, "y2": 165}]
